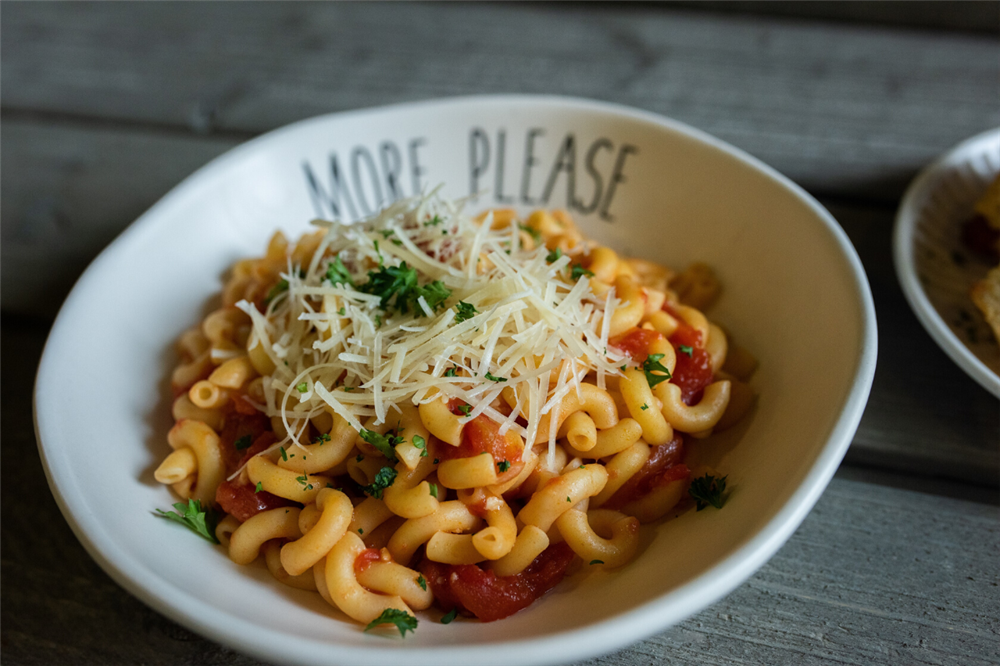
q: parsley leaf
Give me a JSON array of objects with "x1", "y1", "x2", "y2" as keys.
[
  {"x1": 325, "y1": 256, "x2": 355, "y2": 287},
  {"x1": 454, "y1": 301, "x2": 479, "y2": 323},
  {"x1": 518, "y1": 223, "x2": 542, "y2": 243},
  {"x1": 296, "y1": 381, "x2": 308, "y2": 393},
  {"x1": 363, "y1": 466, "x2": 397, "y2": 499},
  {"x1": 457, "y1": 404, "x2": 472, "y2": 416},
  {"x1": 264, "y1": 279, "x2": 289, "y2": 305},
  {"x1": 689, "y1": 474, "x2": 728, "y2": 511},
  {"x1": 484, "y1": 371, "x2": 507, "y2": 383},
  {"x1": 590, "y1": 559, "x2": 604, "y2": 565},
  {"x1": 360, "y1": 429, "x2": 403, "y2": 462},
  {"x1": 412, "y1": 434, "x2": 428, "y2": 457},
  {"x1": 428, "y1": 483, "x2": 439, "y2": 499},
  {"x1": 338, "y1": 306, "x2": 347, "y2": 316},
  {"x1": 364, "y1": 608, "x2": 418, "y2": 637},
  {"x1": 379, "y1": 229, "x2": 396, "y2": 239},
  {"x1": 155, "y1": 499, "x2": 219, "y2": 544},
  {"x1": 678, "y1": 344, "x2": 694, "y2": 357},
  {"x1": 279, "y1": 446, "x2": 288, "y2": 462},
  {"x1": 444, "y1": 366, "x2": 459, "y2": 377},
  {"x1": 546, "y1": 247, "x2": 563, "y2": 263},
  {"x1": 425, "y1": 215, "x2": 444, "y2": 227},
  {"x1": 497, "y1": 460, "x2": 511, "y2": 473},
  {"x1": 234, "y1": 434, "x2": 252, "y2": 450},
  {"x1": 440, "y1": 608, "x2": 458, "y2": 624},
  {"x1": 417, "y1": 280, "x2": 452, "y2": 313},
  {"x1": 255, "y1": 481, "x2": 263, "y2": 493},
  {"x1": 570, "y1": 263, "x2": 595, "y2": 280},
  {"x1": 642, "y1": 353, "x2": 672, "y2": 388},
  {"x1": 417, "y1": 574, "x2": 427, "y2": 591},
  {"x1": 312, "y1": 432, "x2": 331, "y2": 445},
  {"x1": 640, "y1": 403, "x2": 649, "y2": 411},
  {"x1": 359, "y1": 262, "x2": 451, "y2": 315}
]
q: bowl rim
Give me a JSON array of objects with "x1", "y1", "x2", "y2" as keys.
[
  {"x1": 892, "y1": 127, "x2": 1000, "y2": 399},
  {"x1": 34, "y1": 94, "x2": 878, "y2": 666}
]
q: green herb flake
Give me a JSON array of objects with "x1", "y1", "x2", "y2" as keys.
[
  {"x1": 497, "y1": 460, "x2": 511, "y2": 473},
  {"x1": 364, "y1": 608, "x2": 418, "y2": 637},
  {"x1": 360, "y1": 429, "x2": 403, "y2": 462},
  {"x1": 358, "y1": 528, "x2": 364, "y2": 534},
  {"x1": 425, "y1": 215, "x2": 444, "y2": 227},
  {"x1": 546, "y1": 247, "x2": 563, "y2": 263},
  {"x1": 689, "y1": 474, "x2": 728, "y2": 511},
  {"x1": 279, "y1": 447, "x2": 288, "y2": 462},
  {"x1": 454, "y1": 301, "x2": 479, "y2": 323},
  {"x1": 412, "y1": 434, "x2": 428, "y2": 457},
  {"x1": 457, "y1": 404, "x2": 472, "y2": 416},
  {"x1": 440, "y1": 608, "x2": 458, "y2": 624},
  {"x1": 417, "y1": 574, "x2": 427, "y2": 591},
  {"x1": 570, "y1": 263, "x2": 595, "y2": 280},
  {"x1": 312, "y1": 432, "x2": 331, "y2": 445},
  {"x1": 642, "y1": 353, "x2": 672, "y2": 388},
  {"x1": 444, "y1": 366, "x2": 458, "y2": 378},
  {"x1": 620, "y1": 364, "x2": 627, "y2": 372},
  {"x1": 338, "y1": 306, "x2": 347, "y2": 316},
  {"x1": 234, "y1": 434, "x2": 253, "y2": 450},
  {"x1": 484, "y1": 371, "x2": 507, "y2": 383},
  {"x1": 154, "y1": 499, "x2": 219, "y2": 544},
  {"x1": 678, "y1": 344, "x2": 694, "y2": 358},
  {"x1": 374, "y1": 314, "x2": 382, "y2": 329},
  {"x1": 255, "y1": 481, "x2": 263, "y2": 493},
  {"x1": 640, "y1": 403, "x2": 649, "y2": 411},
  {"x1": 428, "y1": 483, "x2": 439, "y2": 499},
  {"x1": 567, "y1": 496, "x2": 572, "y2": 503},
  {"x1": 590, "y1": 559, "x2": 604, "y2": 565},
  {"x1": 379, "y1": 229, "x2": 396, "y2": 239},
  {"x1": 296, "y1": 381, "x2": 309, "y2": 393},
  {"x1": 325, "y1": 256, "x2": 355, "y2": 287},
  {"x1": 356, "y1": 454, "x2": 365, "y2": 463},
  {"x1": 364, "y1": 466, "x2": 398, "y2": 499}
]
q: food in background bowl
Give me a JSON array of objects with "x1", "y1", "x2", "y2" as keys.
[
  {"x1": 966, "y1": 174, "x2": 1000, "y2": 350},
  {"x1": 155, "y1": 193, "x2": 757, "y2": 633}
]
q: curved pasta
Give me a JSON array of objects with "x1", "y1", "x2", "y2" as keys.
[
  {"x1": 280, "y1": 488, "x2": 353, "y2": 576},
  {"x1": 555, "y1": 509, "x2": 640, "y2": 568},
  {"x1": 163, "y1": 419, "x2": 225, "y2": 505},
  {"x1": 325, "y1": 532, "x2": 412, "y2": 624}
]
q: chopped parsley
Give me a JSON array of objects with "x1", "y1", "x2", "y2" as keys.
[
  {"x1": 570, "y1": 263, "x2": 595, "y2": 280},
  {"x1": 296, "y1": 381, "x2": 308, "y2": 393},
  {"x1": 356, "y1": 454, "x2": 365, "y2": 463},
  {"x1": 454, "y1": 301, "x2": 479, "y2": 323},
  {"x1": 264, "y1": 279, "x2": 289, "y2": 305},
  {"x1": 279, "y1": 446, "x2": 288, "y2": 462},
  {"x1": 444, "y1": 366, "x2": 459, "y2": 377},
  {"x1": 379, "y1": 228, "x2": 396, "y2": 239},
  {"x1": 338, "y1": 306, "x2": 347, "y2": 316},
  {"x1": 518, "y1": 223, "x2": 542, "y2": 242},
  {"x1": 428, "y1": 483, "x2": 439, "y2": 499},
  {"x1": 364, "y1": 466, "x2": 397, "y2": 499},
  {"x1": 640, "y1": 403, "x2": 649, "y2": 411},
  {"x1": 484, "y1": 371, "x2": 507, "y2": 383},
  {"x1": 412, "y1": 434, "x2": 428, "y2": 457},
  {"x1": 425, "y1": 215, "x2": 444, "y2": 227},
  {"x1": 325, "y1": 256, "x2": 355, "y2": 287},
  {"x1": 360, "y1": 429, "x2": 404, "y2": 462},
  {"x1": 154, "y1": 499, "x2": 219, "y2": 544},
  {"x1": 255, "y1": 482, "x2": 263, "y2": 493},
  {"x1": 567, "y1": 496, "x2": 572, "y2": 503},
  {"x1": 678, "y1": 344, "x2": 694, "y2": 358},
  {"x1": 364, "y1": 608, "x2": 418, "y2": 637},
  {"x1": 374, "y1": 314, "x2": 382, "y2": 329},
  {"x1": 312, "y1": 432, "x2": 331, "y2": 445},
  {"x1": 296, "y1": 475, "x2": 314, "y2": 491},
  {"x1": 620, "y1": 364, "x2": 628, "y2": 372},
  {"x1": 642, "y1": 353, "x2": 672, "y2": 388},
  {"x1": 545, "y1": 247, "x2": 563, "y2": 263},
  {"x1": 457, "y1": 404, "x2": 472, "y2": 416},
  {"x1": 497, "y1": 460, "x2": 511, "y2": 473},
  {"x1": 359, "y1": 261, "x2": 451, "y2": 315},
  {"x1": 440, "y1": 608, "x2": 458, "y2": 624},
  {"x1": 417, "y1": 574, "x2": 427, "y2": 591},
  {"x1": 234, "y1": 434, "x2": 252, "y2": 450},
  {"x1": 590, "y1": 559, "x2": 604, "y2": 565},
  {"x1": 689, "y1": 474, "x2": 728, "y2": 511}
]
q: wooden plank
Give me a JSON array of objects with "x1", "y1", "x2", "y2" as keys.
[
  {"x1": 3, "y1": 121, "x2": 997, "y2": 483},
  {"x1": 3, "y1": 317, "x2": 997, "y2": 665},
  {"x1": 3, "y1": 3, "x2": 998, "y2": 202}
]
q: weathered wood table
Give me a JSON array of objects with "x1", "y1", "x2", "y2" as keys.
[{"x1": 3, "y1": 3, "x2": 998, "y2": 664}]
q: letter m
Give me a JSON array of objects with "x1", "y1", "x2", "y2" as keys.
[{"x1": 302, "y1": 153, "x2": 358, "y2": 221}]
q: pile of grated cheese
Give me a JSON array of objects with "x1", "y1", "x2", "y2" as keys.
[{"x1": 236, "y1": 191, "x2": 627, "y2": 457}]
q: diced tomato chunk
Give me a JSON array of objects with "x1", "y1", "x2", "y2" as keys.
[
  {"x1": 604, "y1": 433, "x2": 687, "y2": 509},
  {"x1": 609, "y1": 328, "x2": 665, "y2": 364},
  {"x1": 438, "y1": 413, "x2": 524, "y2": 483},
  {"x1": 218, "y1": 410, "x2": 272, "y2": 473},
  {"x1": 419, "y1": 543, "x2": 575, "y2": 622},
  {"x1": 661, "y1": 307, "x2": 714, "y2": 406},
  {"x1": 215, "y1": 478, "x2": 295, "y2": 523}
]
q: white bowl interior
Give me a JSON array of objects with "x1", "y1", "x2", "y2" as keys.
[{"x1": 36, "y1": 97, "x2": 875, "y2": 666}]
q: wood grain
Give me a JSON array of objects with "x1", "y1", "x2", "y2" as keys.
[
  {"x1": 3, "y1": 316, "x2": 996, "y2": 665},
  {"x1": 3, "y1": 3, "x2": 998, "y2": 202}
]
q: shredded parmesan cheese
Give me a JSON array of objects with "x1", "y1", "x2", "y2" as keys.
[{"x1": 236, "y1": 193, "x2": 626, "y2": 459}]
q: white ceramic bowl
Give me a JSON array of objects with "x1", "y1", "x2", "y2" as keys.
[
  {"x1": 893, "y1": 128, "x2": 1000, "y2": 398},
  {"x1": 35, "y1": 96, "x2": 877, "y2": 666}
]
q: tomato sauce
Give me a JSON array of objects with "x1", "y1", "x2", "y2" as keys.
[
  {"x1": 604, "y1": 433, "x2": 689, "y2": 509},
  {"x1": 217, "y1": 410, "x2": 272, "y2": 473},
  {"x1": 354, "y1": 548, "x2": 382, "y2": 573},
  {"x1": 609, "y1": 328, "x2": 665, "y2": 364},
  {"x1": 215, "y1": 477, "x2": 295, "y2": 522},
  {"x1": 439, "y1": 407, "x2": 524, "y2": 483},
  {"x1": 661, "y1": 306, "x2": 714, "y2": 406},
  {"x1": 419, "y1": 542, "x2": 575, "y2": 622}
]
